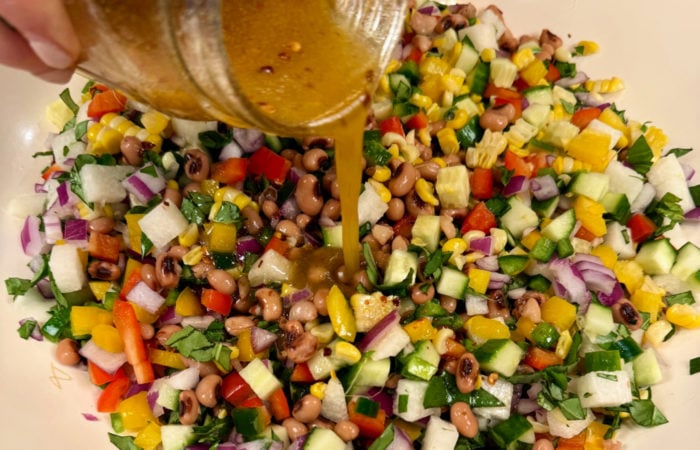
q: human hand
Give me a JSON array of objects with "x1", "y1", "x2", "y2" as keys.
[{"x1": 0, "y1": 0, "x2": 80, "y2": 83}]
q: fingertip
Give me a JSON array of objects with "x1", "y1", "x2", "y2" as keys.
[{"x1": 34, "y1": 67, "x2": 75, "y2": 84}]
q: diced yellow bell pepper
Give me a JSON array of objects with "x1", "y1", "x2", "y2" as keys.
[
  {"x1": 236, "y1": 328, "x2": 268, "y2": 362},
  {"x1": 541, "y1": 296, "x2": 577, "y2": 331},
  {"x1": 565, "y1": 129, "x2": 612, "y2": 171},
  {"x1": 513, "y1": 316, "x2": 537, "y2": 342},
  {"x1": 310, "y1": 382, "x2": 326, "y2": 400},
  {"x1": 124, "y1": 213, "x2": 145, "y2": 254},
  {"x1": 573, "y1": 196, "x2": 607, "y2": 237},
  {"x1": 519, "y1": 58, "x2": 548, "y2": 86},
  {"x1": 643, "y1": 320, "x2": 673, "y2": 347},
  {"x1": 332, "y1": 341, "x2": 362, "y2": 365},
  {"x1": 89, "y1": 281, "x2": 112, "y2": 302},
  {"x1": 598, "y1": 108, "x2": 629, "y2": 141},
  {"x1": 204, "y1": 222, "x2": 237, "y2": 253},
  {"x1": 631, "y1": 289, "x2": 665, "y2": 323},
  {"x1": 419, "y1": 74, "x2": 444, "y2": 101},
  {"x1": 133, "y1": 421, "x2": 162, "y2": 450},
  {"x1": 92, "y1": 324, "x2": 124, "y2": 353},
  {"x1": 644, "y1": 126, "x2": 667, "y2": 159},
  {"x1": 521, "y1": 230, "x2": 542, "y2": 251},
  {"x1": 131, "y1": 302, "x2": 161, "y2": 324},
  {"x1": 403, "y1": 318, "x2": 437, "y2": 343},
  {"x1": 326, "y1": 285, "x2": 357, "y2": 342},
  {"x1": 419, "y1": 55, "x2": 450, "y2": 77},
  {"x1": 613, "y1": 260, "x2": 644, "y2": 294},
  {"x1": 149, "y1": 348, "x2": 187, "y2": 370},
  {"x1": 123, "y1": 258, "x2": 143, "y2": 286},
  {"x1": 584, "y1": 420, "x2": 611, "y2": 450},
  {"x1": 665, "y1": 304, "x2": 700, "y2": 329},
  {"x1": 590, "y1": 244, "x2": 617, "y2": 270},
  {"x1": 117, "y1": 391, "x2": 158, "y2": 432},
  {"x1": 175, "y1": 287, "x2": 204, "y2": 317},
  {"x1": 465, "y1": 316, "x2": 510, "y2": 344},
  {"x1": 468, "y1": 267, "x2": 491, "y2": 294},
  {"x1": 70, "y1": 306, "x2": 113, "y2": 337}
]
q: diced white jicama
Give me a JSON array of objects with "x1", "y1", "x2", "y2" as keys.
[
  {"x1": 8, "y1": 193, "x2": 47, "y2": 218},
  {"x1": 473, "y1": 376, "x2": 513, "y2": 420},
  {"x1": 393, "y1": 379, "x2": 440, "y2": 422},
  {"x1": 170, "y1": 118, "x2": 217, "y2": 147},
  {"x1": 436, "y1": 165, "x2": 469, "y2": 209},
  {"x1": 458, "y1": 23, "x2": 498, "y2": 53},
  {"x1": 321, "y1": 377, "x2": 349, "y2": 423},
  {"x1": 138, "y1": 201, "x2": 189, "y2": 249},
  {"x1": 49, "y1": 243, "x2": 87, "y2": 293},
  {"x1": 78, "y1": 339, "x2": 127, "y2": 374},
  {"x1": 357, "y1": 181, "x2": 388, "y2": 226},
  {"x1": 630, "y1": 182, "x2": 656, "y2": 213},
  {"x1": 453, "y1": 44, "x2": 479, "y2": 75},
  {"x1": 604, "y1": 160, "x2": 644, "y2": 205},
  {"x1": 547, "y1": 407, "x2": 595, "y2": 438},
  {"x1": 489, "y1": 58, "x2": 518, "y2": 88},
  {"x1": 166, "y1": 366, "x2": 200, "y2": 391},
  {"x1": 51, "y1": 129, "x2": 78, "y2": 161},
  {"x1": 604, "y1": 221, "x2": 637, "y2": 259},
  {"x1": 239, "y1": 358, "x2": 283, "y2": 400},
  {"x1": 367, "y1": 324, "x2": 411, "y2": 361},
  {"x1": 79, "y1": 163, "x2": 132, "y2": 203},
  {"x1": 477, "y1": 7, "x2": 506, "y2": 38},
  {"x1": 586, "y1": 119, "x2": 623, "y2": 149},
  {"x1": 575, "y1": 370, "x2": 633, "y2": 408},
  {"x1": 247, "y1": 249, "x2": 291, "y2": 286},
  {"x1": 647, "y1": 153, "x2": 695, "y2": 212},
  {"x1": 465, "y1": 294, "x2": 489, "y2": 315},
  {"x1": 552, "y1": 85, "x2": 578, "y2": 108},
  {"x1": 422, "y1": 415, "x2": 459, "y2": 450}
]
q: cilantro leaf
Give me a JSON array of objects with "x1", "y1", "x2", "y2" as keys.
[
  {"x1": 213, "y1": 201, "x2": 243, "y2": 226},
  {"x1": 41, "y1": 305, "x2": 72, "y2": 343},
  {"x1": 690, "y1": 356, "x2": 700, "y2": 375},
  {"x1": 198, "y1": 130, "x2": 232, "y2": 153},
  {"x1": 665, "y1": 147, "x2": 693, "y2": 158},
  {"x1": 645, "y1": 192, "x2": 685, "y2": 236},
  {"x1": 5, "y1": 277, "x2": 32, "y2": 297},
  {"x1": 193, "y1": 415, "x2": 234, "y2": 445},
  {"x1": 363, "y1": 242, "x2": 379, "y2": 286},
  {"x1": 627, "y1": 399, "x2": 668, "y2": 427},
  {"x1": 424, "y1": 248, "x2": 452, "y2": 278},
  {"x1": 626, "y1": 135, "x2": 654, "y2": 175},
  {"x1": 166, "y1": 326, "x2": 217, "y2": 362},
  {"x1": 108, "y1": 433, "x2": 140, "y2": 450},
  {"x1": 59, "y1": 88, "x2": 79, "y2": 114}
]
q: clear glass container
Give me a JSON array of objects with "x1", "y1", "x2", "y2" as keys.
[{"x1": 64, "y1": 0, "x2": 407, "y2": 136}]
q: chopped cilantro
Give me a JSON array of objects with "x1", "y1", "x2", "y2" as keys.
[
  {"x1": 59, "y1": 88, "x2": 79, "y2": 114},
  {"x1": 690, "y1": 356, "x2": 700, "y2": 375},
  {"x1": 626, "y1": 135, "x2": 654, "y2": 175},
  {"x1": 17, "y1": 319, "x2": 38, "y2": 340}
]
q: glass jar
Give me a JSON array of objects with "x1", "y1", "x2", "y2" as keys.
[{"x1": 64, "y1": 0, "x2": 407, "y2": 136}]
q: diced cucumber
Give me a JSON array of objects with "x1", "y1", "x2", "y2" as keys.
[
  {"x1": 575, "y1": 370, "x2": 633, "y2": 408},
  {"x1": 523, "y1": 85, "x2": 553, "y2": 106},
  {"x1": 584, "y1": 350, "x2": 622, "y2": 372},
  {"x1": 322, "y1": 225, "x2": 343, "y2": 248},
  {"x1": 400, "y1": 340, "x2": 440, "y2": 381},
  {"x1": 671, "y1": 242, "x2": 700, "y2": 281},
  {"x1": 540, "y1": 209, "x2": 575, "y2": 242},
  {"x1": 239, "y1": 358, "x2": 282, "y2": 400},
  {"x1": 603, "y1": 221, "x2": 636, "y2": 259},
  {"x1": 581, "y1": 302, "x2": 615, "y2": 338},
  {"x1": 568, "y1": 172, "x2": 610, "y2": 201},
  {"x1": 160, "y1": 425, "x2": 195, "y2": 450},
  {"x1": 460, "y1": 23, "x2": 498, "y2": 53},
  {"x1": 343, "y1": 355, "x2": 391, "y2": 394},
  {"x1": 306, "y1": 348, "x2": 346, "y2": 381},
  {"x1": 633, "y1": 348, "x2": 663, "y2": 386},
  {"x1": 489, "y1": 413, "x2": 534, "y2": 449},
  {"x1": 500, "y1": 197, "x2": 539, "y2": 239},
  {"x1": 435, "y1": 266, "x2": 470, "y2": 300},
  {"x1": 411, "y1": 215, "x2": 441, "y2": 252},
  {"x1": 473, "y1": 339, "x2": 524, "y2": 377},
  {"x1": 422, "y1": 416, "x2": 459, "y2": 450},
  {"x1": 156, "y1": 380, "x2": 181, "y2": 410},
  {"x1": 302, "y1": 427, "x2": 346, "y2": 450},
  {"x1": 388, "y1": 73, "x2": 410, "y2": 93},
  {"x1": 383, "y1": 249, "x2": 418, "y2": 286},
  {"x1": 393, "y1": 379, "x2": 440, "y2": 421},
  {"x1": 604, "y1": 160, "x2": 644, "y2": 205},
  {"x1": 600, "y1": 192, "x2": 631, "y2": 224},
  {"x1": 647, "y1": 153, "x2": 695, "y2": 212},
  {"x1": 521, "y1": 103, "x2": 552, "y2": 129},
  {"x1": 454, "y1": 43, "x2": 480, "y2": 75},
  {"x1": 552, "y1": 85, "x2": 578, "y2": 108},
  {"x1": 635, "y1": 238, "x2": 677, "y2": 275}
]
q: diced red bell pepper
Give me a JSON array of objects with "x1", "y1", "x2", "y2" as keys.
[
  {"x1": 380, "y1": 116, "x2": 405, "y2": 137},
  {"x1": 112, "y1": 300, "x2": 155, "y2": 384},
  {"x1": 88, "y1": 361, "x2": 126, "y2": 386},
  {"x1": 570, "y1": 107, "x2": 602, "y2": 130},
  {"x1": 504, "y1": 150, "x2": 532, "y2": 178},
  {"x1": 525, "y1": 152, "x2": 550, "y2": 177},
  {"x1": 211, "y1": 157, "x2": 248, "y2": 184},
  {"x1": 267, "y1": 387, "x2": 291, "y2": 421},
  {"x1": 247, "y1": 146, "x2": 292, "y2": 184},
  {"x1": 523, "y1": 347, "x2": 563, "y2": 371},
  {"x1": 96, "y1": 375, "x2": 131, "y2": 413},
  {"x1": 470, "y1": 167, "x2": 494, "y2": 200},
  {"x1": 264, "y1": 233, "x2": 290, "y2": 257},
  {"x1": 405, "y1": 111, "x2": 429, "y2": 130},
  {"x1": 289, "y1": 362, "x2": 315, "y2": 383},
  {"x1": 574, "y1": 225, "x2": 597, "y2": 242},
  {"x1": 201, "y1": 288, "x2": 233, "y2": 316},
  {"x1": 42, "y1": 163, "x2": 64, "y2": 181},
  {"x1": 222, "y1": 372, "x2": 257, "y2": 406},
  {"x1": 484, "y1": 84, "x2": 522, "y2": 101},
  {"x1": 87, "y1": 89, "x2": 128, "y2": 120},
  {"x1": 348, "y1": 398, "x2": 387, "y2": 439},
  {"x1": 627, "y1": 213, "x2": 657, "y2": 243},
  {"x1": 461, "y1": 202, "x2": 497, "y2": 234},
  {"x1": 88, "y1": 232, "x2": 122, "y2": 264},
  {"x1": 545, "y1": 63, "x2": 561, "y2": 83}
]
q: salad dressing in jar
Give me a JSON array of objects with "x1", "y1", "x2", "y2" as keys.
[{"x1": 64, "y1": 0, "x2": 408, "y2": 273}]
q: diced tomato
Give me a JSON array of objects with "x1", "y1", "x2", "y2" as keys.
[
  {"x1": 289, "y1": 362, "x2": 315, "y2": 383},
  {"x1": 112, "y1": 300, "x2": 154, "y2": 384},
  {"x1": 348, "y1": 398, "x2": 387, "y2": 439},
  {"x1": 96, "y1": 374, "x2": 131, "y2": 413},
  {"x1": 267, "y1": 387, "x2": 291, "y2": 421},
  {"x1": 88, "y1": 232, "x2": 122, "y2": 264},
  {"x1": 570, "y1": 107, "x2": 602, "y2": 130},
  {"x1": 264, "y1": 233, "x2": 290, "y2": 257},
  {"x1": 627, "y1": 213, "x2": 657, "y2": 243},
  {"x1": 380, "y1": 116, "x2": 405, "y2": 137},
  {"x1": 405, "y1": 46, "x2": 423, "y2": 64},
  {"x1": 504, "y1": 150, "x2": 532, "y2": 178},
  {"x1": 211, "y1": 157, "x2": 248, "y2": 184},
  {"x1": 405, "y1": 111, "x2": 429, "y2": 130},
  {"x1": 461, "y1": 202, "x2": 497, "y2": 234},
  {"x1": 574, "y1": 225, "x2": 597, "y2": 242},
  {"x1": 523, "y1": 347, "x2": 563, "y2": 371},
  {"x1": 470, "y1": 167, "x2": 494, "y2": 200},
  {"x1": 545, "y1": 63, "x2": 561, "y2": 83},
  {"x1": 201, "y1": 288, "x2": 233, "y2": 316},
  {"x1": 221, "y1": 372, "x2": 257, "y2": 406},
  {"x1": 87, "y1": 89, "x2": 127, "y2": 120},
  {"x1": 119, "y1": 269, "x2": 142, "y2": 300},
  {"x1": 88, "y1": 361, "x2": 126, "y2": 386},
  {"x1": 247, "y1": 146, "x2": 292, "y2": 184}
]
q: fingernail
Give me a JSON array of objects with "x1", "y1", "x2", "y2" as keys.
[{"x1": 26, "y1": 35, "x2": 76, "y2": 70}]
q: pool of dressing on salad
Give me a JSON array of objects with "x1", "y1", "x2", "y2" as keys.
[{"x1": 67, "y1": 0, "x2": 379, "y2": 275}]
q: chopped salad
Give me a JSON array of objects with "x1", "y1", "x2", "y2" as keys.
[{"x1": 6, "y1": 2, "x2": 700, "y2": 450}]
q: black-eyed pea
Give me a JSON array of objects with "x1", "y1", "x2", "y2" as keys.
[
  {"x1": 388, "y1": 162, "x2": 418, "y2": 197},
  {"x1": 207, "y1": 269, "x2": 236, "y2": 295},
  {"x1": 224, "y1": 316, "x2": 255, "y2": 336},
  {"x1": 292, "y1": 394, "x2": 322, "y2": 424},
  {"x1": 282, "y1": 418, "x2": 308, "y2": 441},
  {"x1": 178, "y1": 390, "x2": 200, "y2": 425},
  {"x1": 334, "y1": 420, "x2": 360, "y2": 442},
  {"x1": 195, "y1": 374, "x2": 222, "y2": 408},
  {"x1": 450, "y1": 402, "x2": 479, "y2": 438},
  {"x1": 256, "y1": 288, "x2": 283, "y2": 321},
  {"x1": 183, "y1": 149, "x2": 210, "y2": 181},
  {"x1": 302, "y1": 148, "x2": 329, "y2": 172},
  {"x1": 533, "y1": 439, "x2": 555, "y2": 450},
  {"x1": 55, "y1": 338, "x2": 81, "y2": 366},
  {"x1": 294, "y1": 174, "x2": 324, "y2": 216},
  {"x1": 289, "y1": 300, "x2": 318, "y2": 323},
  {"x1": 386, "y1": 197, "x2": 405, "y2": 221}
]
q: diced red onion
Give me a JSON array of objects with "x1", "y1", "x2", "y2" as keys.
[
  {"x1": 530, "y1": 175, "x2": 559, "y2": 201},
  {"x1": 366, "y1": 387, "x2": 395, "y2": 417},
  {"x1": 125, "y1": 382, "x2": 151, "y2": 399},
  {"x1": 237, "y1": 235, "x2": 264, "y2": 258},
  {"x1": 147, "y1": 388, "x2": 165, "y2": 417},
  {"x1": 279, "y1": 197, "x2": 300, "y2": 219},
  {"x1": 417, "y1": 3, "x2": 440, "y2": 15},
  {"x1": 475, "y1": 255, "x2": 499, "y2": 271},
  {"x1": 685, "y1": 207, "x2": 700, "y2": 220},
  {"x1": 287, "y1": 436, "x2": 308, "y2": 450},
  {"x1": 681, "y1": 162, "x2": 695, "y2": 181},
  {"x1": 186, "y1": 445, "x2": 212, "y2": 450},
  {"x1": 283, "y1": 288, "x2": 313, "y2": 307},
  {"x1": 250, "y1": 326, "x2": 278, "y2": 353},
  {"x1": 57, "y1": 181, "x2": 78, "y2": 207},
  {"x1": 79, "y1": 340, "x2": 127, "y2": 374},
  {"x1": 503, "y1": 175, "x2": 529, "y2": 197},
  {"x1": 358, "y1": 309, "x2": 400, "y2": 351},
  {"x1": 387, "y1": 422, "x2": 413, "y2": 450},
  {"x1": 546, "y1": 258, "x2": 590, "y2": 307},
  {"x1": 516, "y1": 398, "x2": 541, "y2": 415},
  {"x1": 288, "y1": 166, "x2": 305, "y2": 184},
  {"x1": 42, "y1": 214, "x2": 63, "y2": 244},
  {"x1": 21, "y1": 215, "x2": 48, "y2": 257},
  {"x1": 597, "y1": 282, "x2": 624, "y2": 306},
  {"x1": 82, "y1": 413, "x2": 99, "y2": 422},
  {"x1": 303, "y1": 230, "x2": 322, "y2": 248},
  {"x1": 157, "y1": 306, "x2": 183, "y2": 326},
  {"x1": 555, "y1": 71, "x2": 589, "y2": 88},
  {"x1": 125, "y1": 281, "x2": 166, "y2": 313},
  {"x1": 469, "y1": 236, "x2": 493, "y2": 255},
  {"x1": 181, "y1": 315, "x2": 216, "y2": 329},
  {"x1": 36, "y1": 278, "x2": 54, "y2": 299},
  {"x1": 488, "y1": 271, "x2": 510, "y2": 290},
  {"x1": 219, "y1": 140, "x2": 243, "y2": 160},
  {"x1": 596, "y1": 102, "x2": 612, "y2": 111},
  {"x1": 167, "y1": 366, "x2": 200, "y2": 390},
  {"x1": 34, "y1": 182, "x2": 48, "y2": 194},
  {"x1": 123, "y1": 165, "x2": 166, "y2": 203},
  {"x1": 233, "y1": 128, "x2": 265, "y2": 153},
  {"x1": 575, "y1": 92, "x2": 606, "y2": 107},
  {"x1": 63, "y1": 218, "x2": 88, "y2": 246}
]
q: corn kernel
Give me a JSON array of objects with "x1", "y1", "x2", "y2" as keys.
[
  {"x1": 228, "y1": 345, "x2": 240, "y2": 360},
  {"x1": 310, "y1": 382, "x2": 327, "y2": 400},
  {"x1": 378, "y1": 74, "x2": 391, "y2": 95},
  {"x1": 555, "y1": 330, "x2": 573, "y2": 359},
  {"x1": 333, "y1": 341, "x2": 362, "y2": 364},
  {"x1": 490, "y1": 228, "x2": 508, "y2": 253},
  {"x1": 214, "y1": 186, "x2": 241, "y2": 202},
  {"x1": 409, "y1": 93, "x2": 434, "y2": 109},
  {"x1": 584, "y1": 77, "x2": 624, "y2": 94},
  {"x1": 666, "y1": 304, "x2": 700, "y2": 329},
  {"x1": 415, "y1": 178, "x2": 440, "y2": 206},
  {"x1": 464, "y1": 251, "x2": 485, "y2": 264},
  {"x1": 385, "y1": 59, "x2": 402, "y2": 74},
  {"x1": 167, "y1": 180, "x2": 179, "y2": 190},
  {"x1": 480, "y1": 48, "x2": 496, "y2": 62},
  {"x1": 437, "y1": 127, "x2": 460, "y2": 154},
  {"x1": 577, "y1": 40, "x2": 599, "y2": 55},
  {"x1": 417, "y1": 128, "x2": 432, "y2": 146},
  {"x1": 431, "y1": 157, "x2": 447, "y2": 168},
  {"x1": 432, "y1": 328, "x2": 455, "y2": 355},
  {"x1": 644, "y1": 126, "x2": 667, "y2": 159},
  {"x1": 182, "y1": 245, "x2": 204, "y2": 266},
  {"x1": 140, "y1": 110, "x2": 171, "y2": 135},
  {"x1": 309, "y1": 322, "x2": 335, "y2": 344},
  {"x1": 371, "y1": 165, "x2": 391, "y2": 182},
  {"x1": 445, "y1": 109, "x2": 468, "y2": 129},
  {"x1": 443, "y1": 237, "x2": 468, "y2": 255},
  {"x1": 367, "y1": 179, "x2": 392, "y2": 203},
  {"x1": 512, "y1": 47, "x2": 536, "y2": 70},
  {"x1": 388, "y1": 143, "x2": 400, "y2": 159},
  {"x1": 643, "y1": 320, "x2": 673, "y2": 347},
  {"x1": 426, "y1": 103, "x2": 443, "y2": 122},
  {"x1": 178, "y1": 223, "x2": 200, "y2": 247}
]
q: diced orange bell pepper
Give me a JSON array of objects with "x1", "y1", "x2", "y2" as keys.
[
  {"x1": 88, "y1": 232, "x2": 122, "y2": 264},
  {"x1": 97, "y1": 376, "x2": 131, "y2": 413}
]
